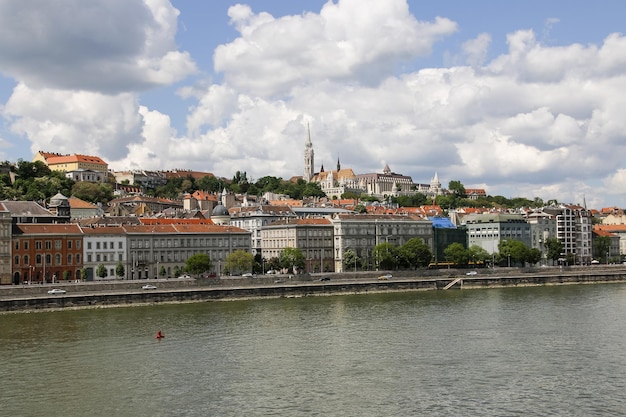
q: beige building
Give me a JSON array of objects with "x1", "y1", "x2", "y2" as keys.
[
  {"x1": 261, "y1": 218, "x2": 334, "y2": 273},
  {"x1": 34, "y1": 151, "x2": 108, "y2": 173}
]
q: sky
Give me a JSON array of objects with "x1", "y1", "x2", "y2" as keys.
[{"x1": 1, "y1": 0, "x2": 626, "y2": 209}]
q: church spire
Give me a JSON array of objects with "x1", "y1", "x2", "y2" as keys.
[{"x1": 303, "y1": 123, "x2": 314, "y2": 182}]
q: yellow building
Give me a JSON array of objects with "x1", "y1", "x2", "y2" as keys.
[{"x1": 33, "y1": 151, "x2": 108, "y2": 173}]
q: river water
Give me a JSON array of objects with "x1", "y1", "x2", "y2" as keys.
[{"x1": 2, "y1": 283, "x2": 626, "y2": 416}]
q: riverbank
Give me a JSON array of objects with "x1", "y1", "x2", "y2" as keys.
[{"x1": 2, "y1": 266, "x2": 626, "y2": 312}]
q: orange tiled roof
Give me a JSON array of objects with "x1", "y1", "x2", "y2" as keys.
[
  {"x1": 14, "y1": 224, "x2": 83, "y2": 235},
  {"x1": 47, "y1": 154, "x2": 108, "y2": 165},
  {"x1": 68, "y1": 197, "x2": 98, "y2": 209}
]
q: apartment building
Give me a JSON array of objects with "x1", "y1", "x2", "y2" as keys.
[
  {"x1": 330, "y1": 214, "x2": 433, "y2": 272},
  {"x1": 230, "y1": 205, "x2": 296, "y2": 257},
  {"x1": 261, "y1": 218, "x2": 334, "y2": 273},
  {"x1": 12, "y1": 223, "x2": 84, "y2": 284},
  {"x1": 463, "y1": 213, "x2": 532, "y2": 254}
]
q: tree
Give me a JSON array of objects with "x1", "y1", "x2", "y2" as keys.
[
  {"x1": 400, "y1": 238, "x2": 432, "y2": 268},
  {"x1": 96, "y1": 264, "x2": 107, "y2": 279},
  {"x1": 173, "y1": 265, "x2": 182, "y2": 278},
  {"x1": 594, "y1": 236, "x2": 611, "y2": 261},
  {"x1": 159, "y1": 265, "x2": 167, "y2": 277},
  {"x1": 225, "y1": 250, "x2": 255, "y2": 275},
  {"x1": 81, "y1": 268, "x2": 88, "y2": 281},
  {"x1": 468, "y1": 245, "x2": 491, "y2": 264},
  {"x1": 71, "y1": 181, "x2": 113, "y2": 203},
  {"x1": 196, "y1": 175, "x2": 225, "y2": 192},
  {"x1": 499, "y1": 240, "x2": 529, "y2": 267},
  {"x1": 343, "y1": 249, "x2": 361, "y2": 271},
  {"x1": 448, "y1": 180, "x2": 466, "y2": 198},
  {"x1": 280, "y1": 247, "x2": 305, "y2": 273},
  {"x1": 115, "y1": 261, "x2": 125, "y2": 279},
  {"x1": 185, "y1": 253, "x2": 212, "y2": 276},
  {"x1": 266, "y1": 257, "x2": 282, "y2": 272},
  {"x1": 372, "y1": 242, "x2": 398, "y2": 270},
  {"x1": 544, "y1": 238, "x2": 563, "y2": 265},
  {"x1": 444, "y1": 242, "x2": 468, "y2": 266},
  {"x1": 526, "y1": 248, "x2": 542, "y2": 266}
]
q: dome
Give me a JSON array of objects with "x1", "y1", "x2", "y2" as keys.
[
  {"x1": 49, "y1": 192, "x2": 69, "y2": 208},
  {"x1": 212, "y1": 202, "x2": 229, "y2": 216}
]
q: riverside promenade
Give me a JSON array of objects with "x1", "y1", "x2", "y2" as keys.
[{"x1": 2, "y1": 265, "x2": 626, "y2": 312}]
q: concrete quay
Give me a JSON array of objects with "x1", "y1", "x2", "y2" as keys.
[{"x1": 1, "y1": 266, "x2": 626, "y2": 312}]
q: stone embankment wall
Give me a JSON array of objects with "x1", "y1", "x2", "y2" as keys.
[{"x1": 1, "y1": 267, "x2": 625, "y2": 312}]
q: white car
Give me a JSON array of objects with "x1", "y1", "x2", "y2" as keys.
[
  {"x1": 177, "y1": 274, "x2": 191, "y2": 279},
  {"x1": 142, "y1": 284, "x2": 157, "y2": 290},
  {"x1": 466, "y1": 271, "x2": 478, "y2": 276},
  {"x1": 47, "y1": 289, "x2": 66, "y2": 295},
  {"x1": 242, "y1": 272, "x2": 254, "y2": 277}
]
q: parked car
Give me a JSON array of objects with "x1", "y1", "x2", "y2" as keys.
[
  {"x1": 378, "y1": 274, "x2": 392, "y2": 280},
  {"x1": 47, "y1": 289, "x2": 66, "y2": 295},
  {"x1": 142, "y1": 284, "x2": 157, "y2": 290},
  {"x1": 177, "y1": 274, "x2": 191, "y2": 279},
  {"x1": 466, "y1": 271, "x2": 478, "y2": 276},
  {"x1": 319, "y1": 276, "x2": 331, "y2": 281},
  {"x1": 242, "y1": 272, "x2": 254, "y2": 277}
]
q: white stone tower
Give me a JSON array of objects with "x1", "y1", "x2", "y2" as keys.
[{"x1": 304, "y1": 123, "x2": 314, "y2": 182}]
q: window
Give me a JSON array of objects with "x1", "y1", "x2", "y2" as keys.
[
  {"x1": 96, "y1": 242, "x2": 101, "y2": 249},
  {"x1": 45, "y1": 254, "x2": 51, "y2": 265},
  {"x1": 36, "y1": 241, "x2": 42, "y2": 250},
  {"x1": 96, "y1": 254, "x2": 101, "y2": 262},
  {"x1": 87, "y1": 242, "x2": 92, "y2": 249},
  {"x1": 103, "y1": 242, "x2": 107, "y2": 249},
  {"x1": 76, "y1": 254, "x2": 81, "y2": 264},
  {"x1": 87, "y1": 254, "x2": 92, "y2": 262},
  {"x1": 67, "y1": 254, "x2": 73, "y2": 264},
  {"x1": 36, "y1": 254, "x2": 42, "y2": 264},
  {"x1": 23, "y1": 255, "x2": 29, "y2": 265},
  {"x1": 24, "y1": 241, "x2": 28, "y2": 250},
  {"x1": 55, "y1": 240, "x2": 62, "y2": 249},
  {"x1": 45, "y1": 241, "x2": 51, "y2": 250},
  {"x1": 14, "y1": 241, "x2": 19, "y2": 250},
  {"x1": 14, "y1": 255, "x2": 19, "y2": 265},
  {"x1": 118, "y1": 242, "x2": 122, "y2": 249},
  {"x1": 55, "y1": 254, "x2": 61, "y2": 265},
  {"x1": 67, "y1": 240, "x2": 72, "y2": 249},
  {"x1": 76, "y1": 240, "x2": 81, "y2": 249}
]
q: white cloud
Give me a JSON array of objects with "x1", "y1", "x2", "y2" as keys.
[
  {"x1": 4, "y1": 84, "x2": 143, "y2": 160},
  {"x1": 3, "y1": 0, "x2": 626, "y2": 208},
  {"x1": 214, "y1": 0, "x2": 458, "y2": 96},
  {"x1": 0, "y1": 0, "x2": 196, "y2": 93}
]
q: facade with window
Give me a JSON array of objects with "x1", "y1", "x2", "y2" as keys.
[
  {"x1": 463, "y1": 213, "x2": 532, "y2": 254},
  {"x1": 12, "y1": 224, "x2": 84, "y2": 284},
  {"x1": 82, "y1": 226, "x2": 127, "y2": 280},
  {"x1": 122, "y1": 224, "x2": 251, "y2": 279},
  {"x1": 229, "y1": 205, "x2": 296, "y2": 257},
  {"x1": 330, "y1": 214, "x2": 433, "y2": 272},
  {"x1": 261, "y1": 218, "x2": 334, "y2": 273}
]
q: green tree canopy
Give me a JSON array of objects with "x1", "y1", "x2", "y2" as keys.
[
  {"x1": 96, "y1": 264, "x2": 107, "y2": 279},
  {"x1": 444, "y1": 242, "x2": 469, "y2": 266},
  {"x1": 399, "y1": 238, "x2": 432, "y2": 268},
  {"x1": 115, "y1": 261, "x2": 125, "y2": 278},
  {"x1": 280, "y1": 247, "x2": 305, "y2": 273},
  {"x1": 342, "y1": 249, "x2": 361, "y2": 271},
  {"x1": 225, "y1": 250, "x2": 255, "y2": 275},
  {"x1": 544, "y1": 237, "x2": 563, "y2": 264},
  {"x1": 185, "y1": 253, "x2": 212, "y2": 276},
  {"x1": 372, "y1": 242, "x2": 398, "y2": 270},
  {"x1": 468, "y1": 245, "x2": 491, "y2": 263}
]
